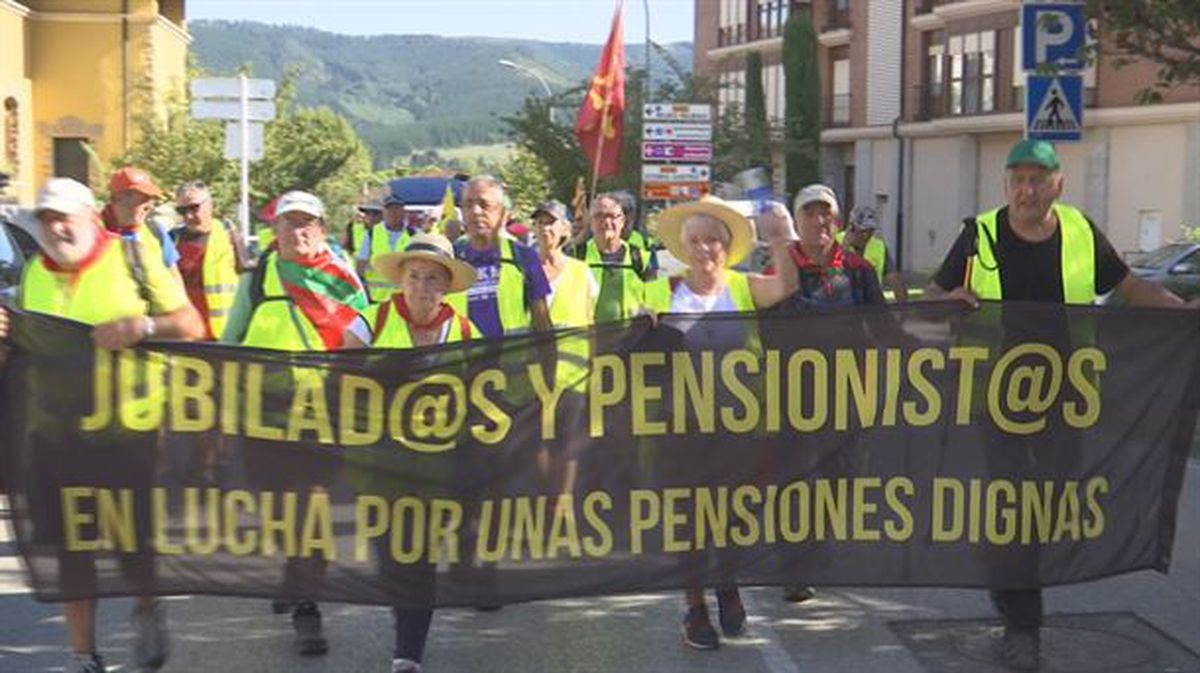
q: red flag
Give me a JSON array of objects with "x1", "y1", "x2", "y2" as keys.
[{"x1": 574, "y1": 1, "x2": 626, "y2": 180}]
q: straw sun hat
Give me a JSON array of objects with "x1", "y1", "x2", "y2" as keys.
[
  {"x1": 371, "y1": 232, "x2": 477, "y2": 293},
  {"x1": 653, "y1": 195, "x2": 756, "y2": 268}
]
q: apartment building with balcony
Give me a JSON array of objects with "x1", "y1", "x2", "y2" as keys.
[{"x1": 694, "y1": 0, "x2": 1200, "y2": 272}]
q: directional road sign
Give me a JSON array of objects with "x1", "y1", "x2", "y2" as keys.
[
  {"x1": 641, "y1": 141, "x2": 713, "y2": 163},
  {"x1": 1022, "y1": 2, "x2": 1086, "y2": 71},
  {"x1": 191, "y1": 100, "x2": 277, "y2": 122},
  {"x1": 642, "y1": 183, "x2": 711, "y2": 201},
  {"x1": 642, "y1": 103, "x2": 713, "y2": 123},
  {"x1": 642, "y1": 164, "x2": 711, "y2": 183},
  {"x1": 191, "y1": 78, "x2": 277, "y2": 101},
  {"x1": 643, "y1": 122, "x2": 713, "y2": 142},
  {"x1": 1026, "y1": 74, "x2": 1083, "y2": 142}
]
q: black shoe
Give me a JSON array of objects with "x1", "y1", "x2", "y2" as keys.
[
  {"x1": 716, "y1": 589, "x2": 747, "y2": 637},
  {"x1": 271, "y1": 600, "x2": 296, "y2": 615},
  {"x1": 1001, "y1": 627, "x2": 1040, "y2": 671},
  {"x1": 681, "y1": 606, "x2": 720, "y2": 650},
  {"x1": 292, "y1": 601, "x2": 329, "y2": 656},
  {"x1": 783, "y1": 585, "x2": 816, "y2": 603}
]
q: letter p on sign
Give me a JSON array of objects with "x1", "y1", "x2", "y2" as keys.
[{"x1": 1021, "y1": 3, "x2": 1086, "y2": 72}]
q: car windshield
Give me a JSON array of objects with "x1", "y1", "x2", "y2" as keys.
[{"x1": 1127, "y1": 243, "x2": 1191, "y2": 269}]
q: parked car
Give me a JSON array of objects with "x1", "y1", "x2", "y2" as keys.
[
  {"x1": 1124, "y1": 241, "x2": 1200, "y2": 302},
  {"x1": 0, "y1": 215, "x2": 26, "y2": 302}
]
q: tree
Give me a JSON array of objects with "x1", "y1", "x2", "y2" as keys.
[
  {"x1": 743, "y1": 52, "x2": 771, "y2": 169},
  {"x1": 501, "y1": 148, "x2": 553, "y2": 221},
  {"x1": 1084, "y1": 1, "x2": 1200, "y2": 102},
  {"x1": 782, "y1": 8, "x2": 822, "y2": 198}
]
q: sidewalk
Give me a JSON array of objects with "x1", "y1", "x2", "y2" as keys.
[{"x1": 1, "y1": 462, "x2": 1197, "y2": 672}]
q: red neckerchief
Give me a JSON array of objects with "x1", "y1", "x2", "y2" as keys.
[
  {"x1": 788, "y1": 242, "x2": 848, "y2": 297},
  {"x1": 393, "y1": 294, "x2": 455, "y2": 331},
  {"x1": 40, "y1": 227, "x2": 117, "y2": 287}
]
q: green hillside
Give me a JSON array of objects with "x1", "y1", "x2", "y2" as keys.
[{"x1": 190, "y1": 20, "x2": 692, "y2": 167}]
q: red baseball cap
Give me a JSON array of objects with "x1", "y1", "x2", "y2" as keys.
[{"x1": 109, "y1": 167, "x2": 162, "y2": 198}]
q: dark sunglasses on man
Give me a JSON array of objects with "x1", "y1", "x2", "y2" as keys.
[{"x1": 176, "y1": 201, "x2": 205, "y2": 216}]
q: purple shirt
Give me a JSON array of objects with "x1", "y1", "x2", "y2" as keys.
[{"x1": 454, "y1": 238, "x2": 550, "y2": 339}]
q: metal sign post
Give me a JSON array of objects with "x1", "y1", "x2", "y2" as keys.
[{"x1": 190, "y1": 76, "x2": 277, "y2": 242}]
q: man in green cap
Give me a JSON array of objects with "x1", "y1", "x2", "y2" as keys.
[{"x1": 925, "y1": 141, "x2": 1190, "y2": 669}]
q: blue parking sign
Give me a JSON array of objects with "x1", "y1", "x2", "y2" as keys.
[
  {"x1": 1026, "y1": 75, "x2": 1083, "y2": 141},
  {"x1": 1022, "y1": 2, "x2": 1086, "y2": 71}
]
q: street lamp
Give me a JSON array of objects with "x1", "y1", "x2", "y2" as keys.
[{"x1": 497, "y1": 59, "x2": 553, "y2": 98}]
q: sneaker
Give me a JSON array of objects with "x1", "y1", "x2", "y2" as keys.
[
  {"x1": 67, "y1": 653, "x2": 106, "y2": 673},
  {"x1": 391, "y1": 658, "x2": 422, "y2": 673},
  {"x1": 716, "y1": 589, "x2": 747, "y2": 637},
  {"x1": 292, "y1": 601, "x2": 329, "y2": 656},
  {"x1": 1001, "y1": 627, "x2": 1040, "y2": 671},
  {"x1": 783, "y1": 585, "x2": 816, "y2": 603},
  {"x1": 131, "y1": 601, "x2": 169, "y2": 671},
  {"x1": 681, "y1": 605, "x2": 720, "y2": 650}
]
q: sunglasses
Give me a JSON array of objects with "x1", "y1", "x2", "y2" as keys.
[{"x1": 175, "y1": 202, "x2": 205, "y2": 216}]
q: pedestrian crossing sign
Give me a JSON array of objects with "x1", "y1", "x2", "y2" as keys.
[{"x1": 1026, "y1": 74, "x2": 1083, "y2": 142}]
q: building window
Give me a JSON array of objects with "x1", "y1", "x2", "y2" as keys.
[
  {"x1": 53, "y1": 138, "x2": 90, "y2": 187},
  {"x1": 718, "y1": 0, "x2": 747, "y2": 47},
  {"x1": 948, "y1": 30, "x2": 995, "y2": 115},
  {"x1": 923, "y1": 39, "x2": 946, "y2": 119},
  {"x1": 829, "y1": 59, "x2": 851, "y2": 126}
]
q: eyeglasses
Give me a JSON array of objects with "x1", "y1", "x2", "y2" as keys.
[
  {"x1": 175, "y1": 197, "x2": 208, "y2": 216},
  {"x1": 463, "y1": 198, "x2": 503, "y2": 212}
]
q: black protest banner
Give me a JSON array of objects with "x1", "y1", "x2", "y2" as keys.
[{"x1": 1, "y1": 302, "x2": 1197, "y2": 608}]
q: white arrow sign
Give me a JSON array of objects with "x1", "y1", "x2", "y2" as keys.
[
  {"x1": 191, "y1": 100, "x2": 277, "y2": 122},
  {"x1": 191, "y1": 78, "x2": 277, "y2": 100}
]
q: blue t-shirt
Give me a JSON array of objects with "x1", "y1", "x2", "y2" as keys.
[{"x1": 454, "y1": 238, "x2": 550, "y2": 339}]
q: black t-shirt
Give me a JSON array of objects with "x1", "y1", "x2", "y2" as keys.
[{"x1": 933, "y1": 206, "x2": 1128, "y2": 302}]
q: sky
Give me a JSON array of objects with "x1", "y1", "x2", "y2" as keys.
[{"x1": 187, "y1": 0, "x2": 696, "y2": 45}]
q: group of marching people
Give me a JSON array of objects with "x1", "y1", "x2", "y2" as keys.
[{"x1": 3, "y1": 138, "x2": 1192, "y2": 672}]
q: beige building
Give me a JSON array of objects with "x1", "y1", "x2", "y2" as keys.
[
  {"x1": 0, "y1": 0, "x2": 189, "y2": 204},
  {"x1": 694, "y1": 0, "x2": 1200, "y2": 272}
]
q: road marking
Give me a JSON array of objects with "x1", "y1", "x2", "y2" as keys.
[{"x1": 740, "y1": 589, "x2": 802, "y2": 673}]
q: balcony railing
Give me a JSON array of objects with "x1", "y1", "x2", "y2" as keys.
[
  {"x1": 824, "y1": 1, "x2": 851, "y2": 32},
  {"x1": 826, "y1": 93, "x2": 851, "y2": 127},
  {"x1": 717, "y1": 1, "x2": 802, "y2": 48}
]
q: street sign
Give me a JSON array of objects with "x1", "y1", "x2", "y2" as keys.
[
  {"x1": 643, "y1": 122, "x2": 713, "y2": 142},
  {"x1": 191, "y1": 100, "x2": 277, "y2": 122},
  {"x1": 641, "y1": 141, "x2": 714, "y2": 163},
  {"x1": 642, "y1": 183, "x2": 711, "y2": 201},
  {"x1": 643, "y1": 164, "x2": 711, "y2": 183},
  {"x1": 1021, "y1": 2, "x2": 1086, "y2": 71},
  {"x1": 224, "y1": 122, "x2": 264, "y2": 161},
  {"x1": 642, "y1": 103, "x2": 713, "y2": 123},
  {"x1": 191, "y1": 77, "x2": 276, "y2": 101},
  {"x1": 1026, "y1": 74, "x2": 1083, "y2": 141}
]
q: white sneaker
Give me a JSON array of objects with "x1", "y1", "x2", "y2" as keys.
[
  {"x1": 391, "y1": 657, "x2": 422, "y2": 673},
  {"x1": 131, "y1": 600, "x2": 170, "y2": 671}
]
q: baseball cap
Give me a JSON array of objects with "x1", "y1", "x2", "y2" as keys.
[
  {"x1": 1006, "y1": 139, "x2": 1060, "y2": 171},
  {"x1": 35, "y1": 178, "x2": 97, "y2": 215},
  {"x1": 848, "y1": 206, "x2": 878, "y2": 230},
  {"x1": 274, "y1": 191, "x2": 326, "y2": 219},
  {"x1": 358, "y1": 196, "x2": 383, "y2": 213},
  {"x1": 532, "y1": 200, "x2": 568, "y2": 222},
  {"x1": 382, "y1": 193, "x2": 406, "y2": 207},
  {"x1": 794, "y1": 184, "x2": 840, "y2": 217},
  {"x1": 109, "y1": 167, "x2": 163, "y2": 198}
]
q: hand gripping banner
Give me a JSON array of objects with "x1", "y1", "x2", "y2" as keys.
[{"x1": 1, "y1": 302, "x2": 1197, "y2": 608}]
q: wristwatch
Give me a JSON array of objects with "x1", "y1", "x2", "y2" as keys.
[{"x1": 143, "y1": 316, "x2": 157, "y2": 339}]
